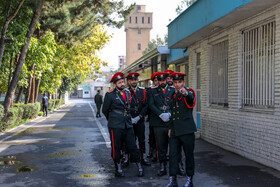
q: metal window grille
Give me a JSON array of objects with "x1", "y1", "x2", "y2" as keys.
[
  {"x1": 242, "y1": 21, "x2": 275, "y2": 107},
  {"x1": 210, "y1": 40, "x2": 228, "y2": 105}
]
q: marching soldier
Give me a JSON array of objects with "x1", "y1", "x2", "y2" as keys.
[
  {"x1": 102, "y1": 72, "x2": 144, "y2": 177},
  {"x1": 166, "y1": 72, "x2": 196, "y2": 187},
  {"x1": 149, "y1": 72, "x2": 175, "y2": 176},
  {"x1": 164, "y1": 69, "x2": 175, "y2": 87},
  {"x1": 123, "y1": 72, "x2": 150, "y2": 167},
  {"x1": 147, "y1": 72, "x2": 160, "y2": 162}
]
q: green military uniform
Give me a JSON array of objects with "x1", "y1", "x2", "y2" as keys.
[
  {"x1": 102, "y1": 88, "x2": 140, "y2": 162},
  {"x1": 169, "y1": 87, "x2": 196, "y2": 177},
  {"x1": 149, "y1": 85, "x2": 175, "y2": 169},
  {"x1": 94, "y1": 92, "x2": 103, "y2": 117},
  {"x1": 129, "y1": 86, "x2": 148, "y2": 155}
]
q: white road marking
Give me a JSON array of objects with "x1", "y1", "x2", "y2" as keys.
[{"x1": 88, "y1": 102, "x2": 111, "y2": 148}]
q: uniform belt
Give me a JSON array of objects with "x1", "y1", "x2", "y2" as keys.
[
  {"x1": 112, "y1": 109, "x2": 129, "y2": 115},
  {"x1": 159, "y1": 106, "x2": 170, "y2": 111}
]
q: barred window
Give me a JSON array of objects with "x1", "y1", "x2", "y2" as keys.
[
  {"x1": 210, "y1": 40, "x2": 228, "y2": 105},
  {"x1": 242, "y1": 21, "x2": 275, "y2": 107}
]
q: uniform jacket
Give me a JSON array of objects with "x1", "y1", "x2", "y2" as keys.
[
  {"x1": 94, "y1": 93, "x2": 103, "y2": 107},
  {"x1": 170, "y1": 87, "x2": 197, "y2": 136},
  {"x1": 102, "y1": 88, "x2": 132, "y2": 129},
  {"x1": 128, "y1": 86, "x2": 148, "y2": 121},
  {"x1": 148, "y1": 85, "x2": 175, "y2": 127}
]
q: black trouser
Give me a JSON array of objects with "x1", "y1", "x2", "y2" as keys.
[
  {"x1": 169, "y1": 133, "x2": 195, "y2": 176},
  {"x1": 153, "y1": 126, "x2": 169, "y2": 162},
  {"x1": 109, "y1": 127, "x2": 140, "y2": 162},
  {"x1": 96, "y1": 105, "x2": 101, "y2": 116},
  {"x1": 149, "y1": 126, "x2": 157, "y2": 150},
  {"x1": 42, "y1": 105, "x2": 48, "y2": 116},
  {"x1": 133, "y1": 120, "x2": 146, "y2": 154}
]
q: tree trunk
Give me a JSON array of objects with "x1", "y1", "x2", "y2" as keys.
[
  {"x1": 15, "y1": 86, "x2": 24, "y2": 103},
  {"x1": 3, "y1": 0, "x2": 45, "y2": 120},
  {"x1": 0, "y1": 0, "x2": 25, "y2": 68},
  {"x1": 29, "y1": 71, "x2": 36, "y2": 103},
  {"x1": 7, "y1": 54, "x2": 14, "y2": 89},
  {"x1": 34, "y1": 76, "x2": 41, "y2": 102},
  {"x1": 25, "y1": 63, "x2": 35, "y2": 104}
]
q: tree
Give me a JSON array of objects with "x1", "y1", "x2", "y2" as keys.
[
  {"x1": 176, "y1": 0, "x2": 197, "y2": 15},
  {"x1": 142, "y1": 35, "x2": 168, "y2": 55},
  {"x1": 3, "y1": 0, "x2": 46, "y2": 119},
  {"x1": 0, "y1": 0, "x2": 25, "y2": 68}
]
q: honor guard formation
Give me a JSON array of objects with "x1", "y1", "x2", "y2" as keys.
[{"x1": 102, "y1": 70, "x2": 196, "y2": 187}]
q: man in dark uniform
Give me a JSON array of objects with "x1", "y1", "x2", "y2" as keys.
[
  {"x1": 165, "y1": 69, "x2": 186, "y2": 176},
  {"x1": 147, "y1": 72, "x2": 160, "y2": 162},
  {"x1": 122, "y1": 72, "x2": 150, "y2": 167},
  {"x1": 102, "y1": 72, "x2": 144, "y2": 177},
  {"x1": 42, "y1": 93, "x2": 49, "y2": 117},
  {"x1": 149, "y1": 72, "x2": 175, "y2": 176},
  {"x1": 166, "y1": 72, "x2": 196, "y2": 187},
  {"x1": 94, "y1": 90, "x2": 103, "y2": 118},
  {"x1": 164, "y1": 69, "x2": 175, "y2": 87}
]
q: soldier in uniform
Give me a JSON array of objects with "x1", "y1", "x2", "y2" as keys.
[
  {"x1": 148, "y1": 72, "x2": 175, "y2": 176},
  {"x1": 102, "y1": 72, "x2": 144, "y2": 177},
  {"x1": 94, "y1": 90, "x2": 103, "y2": 118},
  {"x1": 166, "y1": 72, "x2": 196, "y2": 187},
  {"x1": 122, "y1": 72, "x2": 150, "y2": 167},
  {"x1": 147, "y1": 72, "x2": 160, "y2": 162},
  {"x1": 164, "y1": 69, "x2": 175, "y2": 87}
]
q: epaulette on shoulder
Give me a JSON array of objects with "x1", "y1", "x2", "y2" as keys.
[
  {"x1": 124, "y1": 88, "x2": 130, "y2": 92},
  {"x1": 150, "y1": 85, "x2": 158, "y2": 89},
  {"x1": 138, "y1": 86, "x2": 145, "y2": 89},
  {"x1": 170, "y1": 85, "x2": 175, "y2": 88}
]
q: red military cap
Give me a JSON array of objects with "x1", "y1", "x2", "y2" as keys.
[
  {"x1": 164, "y1": 69, "x2": 175, "y2": 76},
  {"x1": 110, "y1": 72, "x2": 124, "y2": 83},
  {"x1": 125, "y1": 72, "x2": 140, "y2": 79},
  {"x1": 170, "y1": 72, "x2": 186, "y2": 81},
  {"x1": 156, "y1": 72, "x2": 168, "y2": 81},
  {"x1": 151, "y1": 72, "x2": 159, "y2": 80}
]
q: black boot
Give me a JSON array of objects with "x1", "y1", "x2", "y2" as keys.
[
  {"x1": 141, "y1": 153, "x2": 151, "y2": 166},
  {"x1": 122, "y1": 154, "x2": 129, "y2": 167},
  {"x1": 114, "y1": 161, "x2": 125, "y2": 177},
  {"x1": 157, "y1": 161, "x2": 167, "y2": 176},
  {"x1": 178, "y1": 161, "x2": 186, "y2": 176},
  {"x1": 183, "y1": 176, "x2": 193, "y2": 187},
  {"x1": 136, "y1": 162, "x2": 144, "y2": 177},
  {"x1": 152, "y1": 149, "x2": 157, "y2": 162},
  {"x1": 166, "y1": 176, "x2": 178, "y2": 187}
]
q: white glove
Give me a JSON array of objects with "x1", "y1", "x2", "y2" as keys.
[
  {"x1": 159, "y1": 113, "x2": 170, "y2": 122},
  {"x1": 132, "y1": 116, "x2": 140, "y2": 124}
]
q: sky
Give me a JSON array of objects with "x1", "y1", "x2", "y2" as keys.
[{"x1": 99, "y1": 0, "x2": 183, "y2": 70}]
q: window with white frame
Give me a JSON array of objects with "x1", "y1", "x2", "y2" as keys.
[
  {"x1": 210, "y1": 40, "x2": 228, "y2": 105},
  {"x1": 242, "y1": 21, "x2": 275, "y2": 107}
]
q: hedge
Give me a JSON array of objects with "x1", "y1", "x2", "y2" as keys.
[{"x1": 0, "y1": 99, "x2": 64, "y2": 132}]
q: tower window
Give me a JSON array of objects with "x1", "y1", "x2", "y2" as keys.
[
  {"x1": 142, "y1": 17, "x2": 144, "y2": 23},
  {"x1": 148, "y1": 17, "x2": 150, "y2": 24},
  {"x1": 138, "y1": 29, "x2": 141, "y2": 34},
  {"x1": 138, "y1": 43, "x2": 141, "y2": 50},
  {"x1": 129, "y1": 16, "x2": 131, "y2": 23},
  {"x1": 135, "y1": 17, "x2": 137, "y2": 23}
]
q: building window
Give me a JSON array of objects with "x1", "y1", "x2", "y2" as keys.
[
  {"x1": 135, "y1": 17, "x2": 137, "y2": 23},
  {"x1": 210, "y1": 40, "x2": 228, "y2": 105},
  {"x1": 148, "y1": 17, "x2": 150, "y2": 24},
  {"x1": 129, "y1": 16, "x2": 131, "y2": 23},
  {"x1": 142, "y1": 17, "x2": 144, "y2": 24},
  {"x1": 138, "y1": 29, "x2": 141, "y2": 34},
  {"x1": 196, "y1": 53, "x2": 201, "y2": 112},
  {"x1": 138, "y1": 43, "x2": 141, "y2": 50},
  {"x1": 242, "y1": 21, "x2": 275, "y2": 107},
  {"x1": 137, "y1": 6, "x2": 141, "y2": 10}
]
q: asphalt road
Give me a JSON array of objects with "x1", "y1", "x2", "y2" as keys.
[{"x1": 0, "y1": 99, "x2": 280, "y2": 187}]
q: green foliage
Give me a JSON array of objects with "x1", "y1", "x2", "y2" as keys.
[
  {"x1": 0, "y1": 104, "x2": 4, "y2": 121},
  {"x1": 142, "y1": 35, "x2": 168, "y2": 55},
  {"x1": 14, "y1": 102, "x2": 41, "y2": 119},
  {"x1": 6, "y1": 106, "x2": 24, "y2": 128},
  {"x1": 176, "y1": 0, "x2": 197, "y2": 15}
]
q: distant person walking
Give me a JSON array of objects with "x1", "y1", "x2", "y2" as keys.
[
  {"x1": 42, "y1": 93, "x2": 49, "y2": 117},
  {"x1": 94, "y1": 90, "x2": 103, "y2": 118}
]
